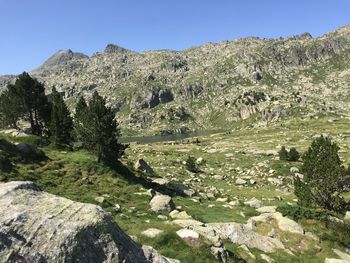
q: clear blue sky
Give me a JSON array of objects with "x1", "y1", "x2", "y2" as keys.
[{"x1": 0, "y1": 0, "x2": 349, "y2": 75}]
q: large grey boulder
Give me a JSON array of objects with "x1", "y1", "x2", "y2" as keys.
[
  {"x1": 248, "y1": 212, "x2": 304, "y2": 235},
  {"x1": 0, "y1": 181, "x2": 179, "y2": 263},
  {"x1": 149, "y1": 195, "x2": 175, "y2": 213},
  {"x1": 207, "y1": 223, "x2": 285, "y2": 253}
]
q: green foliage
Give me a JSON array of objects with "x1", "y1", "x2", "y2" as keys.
[
  {"x1": 185, "y1": 156, "x2": 199, "y2": 173},
  {"x1": 321, "y1": 220, "x2": 350, "y2": 247},
  {"x1": 74, "y1": 91, "x2": 126, "y2": 162},
  {"x1": 278, "y1": 146, "x2": 289, "y2": 160},
  {"x1": 49, "y1": 87, "x2": 73, "y2": 146},
  {"x1": 0, "y1": 88, "x2": 22, "y2": 129},
  {"x1": 288, "y1": 147, "x2": 300, "y2": 161},
  {"x1": 295, "y1": 136, "x2": 350, "y2": 212},
  {"x1": 0, "y1": 72, "x2": 51, "y2": 135},
  {"x1": 279, "y1": 146, "x2": 300, "y2": 161},
  {"x1": 73, "y1": 96, "x2": 88, "y2": 142},
  {"x1": 277, "y1": 204, "x2": 330, "y2": 221},
  {"x1": 293, "y1": 176, "x2": 312, "y2": 207}
]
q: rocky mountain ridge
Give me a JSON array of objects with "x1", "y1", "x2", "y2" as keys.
[{"x1": 1, "y1": 25, "x2": 350, "y2": 135}]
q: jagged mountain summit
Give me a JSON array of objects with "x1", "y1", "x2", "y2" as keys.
[{"x1": 1, "y1": 25, "x2": 350, "y2": 135}]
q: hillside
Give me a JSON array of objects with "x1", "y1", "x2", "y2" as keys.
[
  {"x1": 2, "y1": 114, "x2": 350, "y2": 262},
  {"x1": 1, "y1": 25, "x2": 350, "y2": 135}
]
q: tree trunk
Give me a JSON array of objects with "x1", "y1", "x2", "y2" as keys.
[{"x1": 28, "y1": 110, "x2": 36, "y2": 135}]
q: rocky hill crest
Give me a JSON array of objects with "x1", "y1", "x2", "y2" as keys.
[{"x1": 1, "y1": 25, "x2": 350, "y2": 135}]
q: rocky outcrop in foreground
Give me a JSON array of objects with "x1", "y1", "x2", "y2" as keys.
[{"x1": 0, "y1": 181, "x2": 179, "y2": 263}]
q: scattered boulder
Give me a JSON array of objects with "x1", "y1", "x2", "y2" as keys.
[
  {"x1": 0, "y1": 181, "x2": 178, "y2": 263},
  {"x1": 0, "y1": 139, "x2": 46, "y2": 162},
  {"x1": 169, "y1": 183, "x2": 195, "y2": 197},
  {"x1": 176, "y1": 229, "x2": 199, "y2": 240},
  {"x1": 261, "y1": 253, "x2": 275, "y2": 263},
  {"x1": 142, "y1": 228, "x2": 164, "y2": 238},
  {"x1": 170, "y1": 210, "x2": 192, "y2": 220},
  {"x1": 235, "y1": 178, "x2": 247, "y2": 185},
  {"x1": 172, "y1": 219, "x2": 204, "y2": 228},
  {"x1": 249, "y1": 212, "x2": 304, "y2": 235},
  {"x1": 244, "y1": 197, "x2": 262, "y2": 208},
  {"x1": 208, "y1": 223, "x2": 285, "y2": 253},
  {"x1": 210, "y1": 246, "x2": 229, "y2": 263},
  {"x1": 290, "y1": 167, "x2": 299, "y2": 174},
  {"x1": 149, "y1": 195, "x2": 175, "y2": 213},
  {"x1": 196, "y1": 157, "x2": 204, "y2": 164},
  {"x1": 15, "y1": 143, "x2": 46, "y2": 160},
  {"x1": 135, "y1": 158, "x2": 154, "y2": 174},
  {"x1": 325, "y1": 259, "x2": 349, "y2": 263},
  {"x1": 257, "y1": 206, "x2": 277, "y2": 213},
  {"x1": 95, "y1": 196, "x2": 105, "y2": 203},
  {"x1": 333, "y1": 249, "x2": 350, "y2": 261},
  {"x1": 274, "y1": 212, "x2": 304, "y2": 235},
  {"x1": 213, "y1": 175, "x2": 225, "y2": 180},
  {"x1": 114, "y1": 204, "x2": 121, "y2": 213},
  {"x1": 344, "y1": 211, "x2": 350, "y2": 220},
  {"x1": 152, "y1": 178, "x2": 170, "y2": 185},
  {"x1": 216, "y1": 197, "x2": 228, "y2": 202},
  {"x1": 157, "y1": 215, "x2": 168, "y2": 221},
  {"x1": 229, "y1": 200, "x2": 240, "y2": 206}
]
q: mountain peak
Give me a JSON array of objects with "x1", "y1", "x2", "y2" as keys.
[
  {"x1": 34, "y1": 49, "x2": 88, "y2": 72},
  {"x1": 104, "y1": 44, "x2": 133, "y2": 54}
]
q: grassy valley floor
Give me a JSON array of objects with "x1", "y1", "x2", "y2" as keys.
[{"x1": 1, "y1": 115, "x2": 350, "y2": 262}]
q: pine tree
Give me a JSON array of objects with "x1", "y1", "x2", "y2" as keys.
[
  {"x1": 74, "y1": 96, "x2": 87, "y2": 120},
  {"x1": 0, "y1": 86, "x2": 22, "y2": 129},
  {"x1": 278, "y1": 146, "x2": 289, "y2": 160},
  {"x1": 74, "y1": 91, "x2": 126, "y2": 162},
  {"x1": 73, "y1": 96, "x2": 88, "y2": 143},
  {"x1": 9, "y1": 72, "x2": 51, "y2": 135},
  {"x1": 288, "y1": 147, "x2": 300, "y2": 161},
  {"x1": 50, "y1": 87, "x2": 73, "y2": 146},
  {"x1": 295, "y1": 136, "x2": 350, "y2": 212}
]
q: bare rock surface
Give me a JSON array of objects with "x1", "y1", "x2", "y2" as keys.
[
  {"x1": 0, "y1": 181, "x2": 179, "y2": 263},
  {"x1": 149, "y1": 194, "x2": 176, "y2": 213}
]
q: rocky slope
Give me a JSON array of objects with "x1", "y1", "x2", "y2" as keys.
[
  {"x1": 1, "y1": 25, "x2": 350, "y2": 134},
  {"x1": 0, "y1": 181, "x2": 179, "y2": 263}
]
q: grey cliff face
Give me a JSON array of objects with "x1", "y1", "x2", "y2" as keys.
[{"x1": 0, "y1": 181, "x2": 179, "y2": 263}]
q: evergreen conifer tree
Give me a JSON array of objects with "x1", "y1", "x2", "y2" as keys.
[
  {"x1": 0, "y1": 86, "x2": 22, "y2": 129},
  {"x1": 10, "y1": 72, "x2": 51, "y2": 135},
  {"x1": 288, "y1": 147, "x2": 300, "y2": 161},
  {"x1": 295, "y1": 136, "x2": 350, "y2": 212},
  {"x1": 74, "y1": 91, "x2": 125, "y2": 162},
  {"x1": 50, "y1": 87, "x2": 73, "y2": 146},
  {"x1": 278, "y1": 146, "x2": 289, "y2": 160}
]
